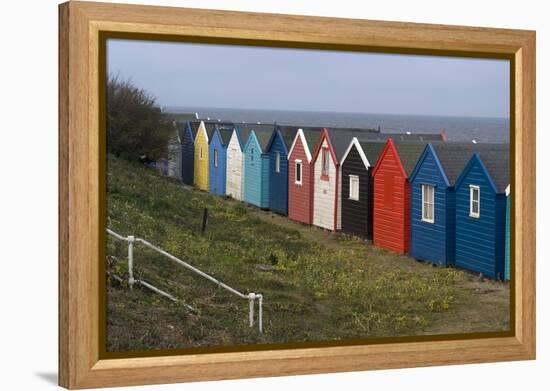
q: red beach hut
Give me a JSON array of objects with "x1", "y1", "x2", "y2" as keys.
[
  {"x1": 287, "y1": 127, "x2": 323, "y2": 225},
  {"x1": 372, "y1": 138, "x2": 425, "y2": 253}
]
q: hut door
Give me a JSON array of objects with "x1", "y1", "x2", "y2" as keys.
[{"x1": 228, "y1": 148, "x2": 239, "y2": 190}]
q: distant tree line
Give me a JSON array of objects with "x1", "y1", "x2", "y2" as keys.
[{"x1": 107, "y1": 75, "x2": 175, "y2": 161}]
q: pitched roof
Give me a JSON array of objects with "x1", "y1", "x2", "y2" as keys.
[
  {"x1": 472, "y1": 144, "x2": 509, "y2": 193},
  {"x1": 240, "y1": 123, "x2": 276, "y2": 152},
  {"x1": 176, "y1": 122, "x2": 188, "y2": 143},
  {"x1": 326, "y1": 128, "x2": 370, "y2": 161},
  {"x1": 273, "y1": 125, "x2": 300, "y2": 150},
  {"x1": 203, "y1": 122, "x2": 217, "y2": 138},
  {"x1": 233, "y1": 124, "x2": 251, "y2": 149},
  {"x1": 393, "y1": 142, "x2": 428, "y2": 176},
  {"x1": 216, "y1": 127, "x2": 234, "y2": 146},
  {"x1": 358, "y1": 140, "x2": 386, "y2": 166},
  {"x1": 188, "y1": 121, "x2": 202, "y2": 139},
  {"x1": 302, "y1": 128, "x2": 324, "y2": 150},
  {"x1": 431, "y1": 142, "x2": 481, "y2": 185}
]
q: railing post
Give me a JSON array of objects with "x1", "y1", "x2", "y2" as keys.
[
  {"x1": 248, "y1": 293, "x2": 255, "y2": 328},
  {"x1": 127, "y1": 235, "x2": 135, "y2": 289},
  {"x1": 258, "y1": 295, "x2": 263, "y2": 333}
]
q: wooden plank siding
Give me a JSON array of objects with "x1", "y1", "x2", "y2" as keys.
[
  {"x1": 268, "y1": 133, "x2": 290, "y2": 215},
  {"x1": 409, "y1": 147, "x2": 451, "y2": 265},
  {"x1": 226, "y1": 130, "x2": 244, "y2": 200},
  {"x1": 455, "y1": 156, "x2": 505, "y2": 279},
  {"x1": 208, "y1": 130, "x2": 227, "y2": 196},
  {"x1": 193, "y1": 121, "x2": 209, "y2": 191},
  {"x1": 243, "y1": 132, "x2": 270, "y2": 209},
  {"x1": 288, "y1": 135, "x2": 314, "y2": 225},
  {"x1": 313, "y1": 138, "x2": 339, "y2": 230},
  {"x1": 372, "y1": 141, "x2": 410, "y2": 253},
  {"x1": 341, "y1": 146, "x2": 372, "y2": 238},
  {"x1": 179, "y1": 123, "x2": 195, "y2": 186}
]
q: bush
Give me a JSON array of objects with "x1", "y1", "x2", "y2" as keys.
[{"x1": 107, "y1": 74, "x2": 175, "y2": 161}]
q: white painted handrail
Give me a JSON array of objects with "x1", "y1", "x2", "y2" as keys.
[{"x1": 106, "y1": 228, "x2": 264, "y2": 332}]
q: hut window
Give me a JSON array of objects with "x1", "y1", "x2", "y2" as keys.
[
  {"x1": 251, "y1": 148, "x2": 254, "y2": 161},
  {"x1": 321, "y1": 148, "x2": 330, "y2": 179},
  {"x1": 349, "y1": 175, "x2": 359, "y2": 201},
  {"x1": 470, "y1": 185, "x2": 480, "y2": 218},
  {"x1": 295, "y1": 160, "x2": 302, "y2": 185},
  {"x1": 214, "y1": 149, "x2": 219, "y2": 168},
  {"x1": 422, "y1": 184, "x2": 435, "y2": 223},
  {"x1": 276, "y1": 152, "x2": 281, "y2": 173},
  {"x1": 199, "y1": 147, "x2": 203, "y2": 160}
]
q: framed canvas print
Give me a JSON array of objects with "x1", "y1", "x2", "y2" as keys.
[{"x1": 58, "y1": 1, "x2": 536, "y2": 389}]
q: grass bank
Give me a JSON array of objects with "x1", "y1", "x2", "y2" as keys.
[{"x1": 106, "y1": 155, "x2": 509, "y2": 352}]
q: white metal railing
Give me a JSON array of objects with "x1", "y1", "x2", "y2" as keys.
[{"x1": 107, "y1": 228, "x2": 264, "y2": 332}]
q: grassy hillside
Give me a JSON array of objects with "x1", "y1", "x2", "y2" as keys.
[{"x1": 106, "y1": 156, "x2": 509, "y2": 353}]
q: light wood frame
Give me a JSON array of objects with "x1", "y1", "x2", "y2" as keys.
[{"x1": 59, "y1": 1, "x2": 536, "y2": 389}]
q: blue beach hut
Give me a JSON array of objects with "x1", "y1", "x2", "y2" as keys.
[
  {"x1": 266, "y1": 126, "x2": 299, "y2": 215},
  {"x1": 208, "y1": 125, "x2": 234, "y2": 196},
  {"x1": 178, "y1": 121, "x2": 201, "y2": 185},
  {"x1": 454, "y1": 144, "x2": 509, "y2": 280},
  {"x1": 409, "y1": 143, "x2": 478, "y2": 266},
  {"x1": 242, "y1": 124, "x2": 275, "y2": 209}
]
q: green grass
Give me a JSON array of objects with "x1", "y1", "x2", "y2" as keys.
[{"x1": 106, "y1": 155, "x2": 509, "y2": 352}]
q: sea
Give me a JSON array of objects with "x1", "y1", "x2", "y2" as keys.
[{"x1": 164, "y1": 106, "x2": 509, "y2": 144}]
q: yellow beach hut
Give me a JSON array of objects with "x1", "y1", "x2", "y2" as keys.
[{"x1": 193, "y1": 121, "x2": 211, "y2": 191}]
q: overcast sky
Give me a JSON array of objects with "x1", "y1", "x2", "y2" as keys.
[{"x1": 107, "y1": 39, "x2": 510, "y2": 118}]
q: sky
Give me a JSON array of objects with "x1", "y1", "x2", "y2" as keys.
[{"x1": 107, "y1": 39, "x2": 510, "y2": 118}]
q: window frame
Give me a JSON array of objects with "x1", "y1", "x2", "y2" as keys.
[
  {"x1": 295, "y1": 159, "x2": 302, "y2": 185},
  {"x1": 275, "y1": 151, "x2": 281, "y2": 173},
  {"x1": 214, "y1": 149, "x2": 219, "y2": 168},
  {"x1": 250, "y1": 147, "x2": 254, "y2": 162},
  {"x1": 421, "y1": 184, "x2": 435, "y2": 223},
  {"x1": 321, "y1": 147, "x2": 330, "y2": 180},
  {"x1": 470, "y1": 185, "x2": 480, "y2": 218},
  {"x1": 348, "y1": 175, "x2": 359, "y2": 201},
  {"x1": 199, "y1": 146, "x2": 203, "y2": 160}
]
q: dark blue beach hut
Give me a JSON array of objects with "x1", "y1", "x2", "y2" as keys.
[
  {"x1": 454, "y1": 144, "x2": 509, "y2": 280},
  {"x1": 178, "y1": 120, "x2": 201, "y2": 185},
  {"x1": 208, "y1": 125, "x2": 234, "y2": 196},
  {"x1": 409, "y1": 143, "x2": 478, "y2": 266},
  {"x1": 266, "y1": 126, "x2": 299, "y2": 215}
]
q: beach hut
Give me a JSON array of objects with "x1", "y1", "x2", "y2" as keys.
[
  {"x1": 409, "y1": 143, "x2": 478, "y2": 266},
  {"x1": 167, "y1": 113, "x2": 198, "y2": 178},
  {"x1": 372, "y1": 139, "x2": 426, "y2": 253},
  {"x1": 193, "y1": 121, "x2": 231, "y2": 191},
  {"x1": 266, "y1": 126, "x2": 300, "y2": 215},
  {"x1": 208, "y1": 125, "x2": 234, "y2": 196},
  {"x1": 243, "y1": 125, "x2": 276, "y2": 209},
  {"x1": 505, "y1": 185, "x2": 511, "y2": 281},
  {"x1": 287, "y1": 127, "x2": 324, "y2": 225},
  {"x1": 193, "y1": 121, "x2": 211, "y2": 191},
  {"x1": 311, "y1": 128, "x2": 363, "y2": 231},
  {"x1": 454, "y1": 144, "x2": 509, "y2": 280},
  {"x1": 225, "y1": 125, "x2": 252, "y2": 201},
  {"x1": 179, "y1": 121, "x2": 200, "y2": 185},
  {"x1": 339, "y1": 138, "x2": 384, "y2": 239}
]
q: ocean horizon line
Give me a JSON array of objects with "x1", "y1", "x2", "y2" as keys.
[{"x1": 162, "y1": 105, "x2": 509, "y2": 121}]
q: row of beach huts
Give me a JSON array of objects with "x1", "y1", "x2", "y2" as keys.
[{"x1": 173, "y1": 119, "x2": 511, "y2": 281}]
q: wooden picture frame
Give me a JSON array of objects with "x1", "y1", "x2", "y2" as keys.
[{"x1": 58, "y1": 1, "x2": 536, "y2": 389}]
